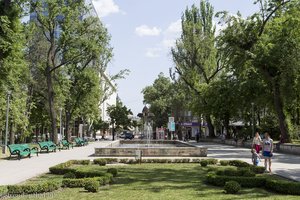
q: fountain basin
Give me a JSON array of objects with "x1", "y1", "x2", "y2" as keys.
[{"x1": 94, "y1": 140, "x2": 207, "y2": 157}]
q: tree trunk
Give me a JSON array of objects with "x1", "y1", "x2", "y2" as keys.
[
  {"x1": 206, "y1": 115, "x2": 215, "y2": 138},
  {"x1": 65, "y1": 111, "x2": 72, "y2": 141},
  {"x1": 273, "y1": 81, "x2": 290, "y2": 143},
  {"x1": 224, "y1": 112, "x2": 230, "y2": 138},
  {"x1": 46, "y1": 64, "x2": 57, "y2": 143}
]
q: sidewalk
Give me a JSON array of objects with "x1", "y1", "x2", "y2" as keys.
[
  {"x1": 190, "y1": 141, "x2": 300, "y2": 182},
  {"x1": 0, "y1": 141, "x2": 112, "y2": 185}
]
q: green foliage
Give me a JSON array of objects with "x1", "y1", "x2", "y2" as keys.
[
  {"x1": 220, "y1": 160, "x2": 229, "y2": 166},
  {"x1": 107, "y1": 102, "x2": 133, "y2": 131},
  {"x1": 93, "y1": 158, "x2": 107, "y2": 166},
  {"x1": 206, "y1": 174, "x2": 266, "y2": 187},
  {"x1": 206, "y1": 158, "x2": 218, "y2": 165},
  {"x1": 216, "y1": 168, "x2": 255, "y2": 177},
  {"x1": 63, "y1": 172, "x2": 76, "y2": 179},
  {"x1": 228, "y1": 160, "x2": 251, "y2": 167},
  {"x1": 200, "y1": 160, "x2": 208, "y2": 167},
  {"x1": 224, "y1": 181, "x2": 241, "y2": 194},
  {"x1": 84, "y1": 179, "x2": 100, "y2": 193},
  {"x1": 7, "y1": 181, "x2": 60, "y2": 195},
  {"x1": 107, "y1": 168, "x2": 118, "y2": 177},
  {"x1": 266, "y1": 179, "x2": 300, "y2": 195}
]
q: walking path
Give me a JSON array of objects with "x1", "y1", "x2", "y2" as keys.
[
  {"x1": 0, "y1": 141, "x2": 112, "y2": 185},
  {"x1": 190, "y1": 142, "x2": 300, "y2": 181},
  {"x1": 1, "y1": 140, "x2": 300, "y2": 186}
]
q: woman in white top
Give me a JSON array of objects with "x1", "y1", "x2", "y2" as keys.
[
  {"x1": 262, "y1": 132, "x2": 273, "y2": 173},
  {"x1": 252, "y1": 132, "x2": 262, "y2": 153}
]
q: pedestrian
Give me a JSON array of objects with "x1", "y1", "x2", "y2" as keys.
[
  {"x1": 262, "y1": 132, "x2": 274, "y2": 173},
  {"x1": 251, "y1": 149, "x2": 261, "y2": 166},
  {"x1": 196, "y1": 130, "x2": 200, "y2": 143},
  {"x1": 252, "y1": 132, "x2": 262, "y2": 153}
]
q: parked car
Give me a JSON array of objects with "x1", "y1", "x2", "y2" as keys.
[{"x1": 120, "y1": 131, "x2": 134, "y2": 140}]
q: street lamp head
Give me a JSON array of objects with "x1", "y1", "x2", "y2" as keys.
[{"x1": 7, "y1": 90, "x2": 12, "y2": 96}]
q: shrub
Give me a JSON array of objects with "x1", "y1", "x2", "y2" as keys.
[
  {"x1": 192, "y1": 159, "x2": 201, "y2": 163},
  {"x1": 173, "y1": 159, "x2": 183, "y2": 163},
  {"x1": 206, "y1": 174, "x2": 266, "y2": 187},
  {"x1": 84, "y1": 179, "x2": 100, "y2": 193},
  {"x1": 200, "y1": 160, "x2": 208, "y2": 167},
  {"x1": 105, "y1": 158, "x2": 118, "y2": 164},
  {"x1": 74, "y1": 169, "x2": 105, "y2": 178},
  {"x1": 107, "y1": 168, "x2": 118, "y2": 177},
  {"x1": 250, "y1": 166, "x2": 265, "y2": 174},
  {"x1": 224, "y1": 181, "x2": 241, "y2": 194},
  {"x1": 62, "y1": 178, "x2": 88, "y2": 188},
  {"x1": 7, "y1": 181, "x2": 60, "y2": 195},
  {"x1": 63, "y1": 172, "x2": 76, "y2": 179},
  {"x1": 93, "y1": 159, "x2": 107, "y2": 166},
  {"x1": 71, "y1": 160, "x2": 90, "y2": 165},
  {"x1": 102, "y1": 173, "x2": 113, "y2": 185},
  {"x1": 0, "y1": 186, "x2": 7, "y2": 195},
  {"x1": 228, "y1": 160, "x2": 250, "y2": 167},
  {"x1": 119, "y1": 159, "x2": 129, "y2": 163},
  {"x1": 266, "y1": 179, "x2": 300, "y2": 195},
  {"x1": 49, "y1": 161, "x2": 75, "y2": 175},
  {"x1": 220, "y1": 160, "x2": 229, "y2": 166},
  {"x1": 206, "y1": 158, "x2": 218, "y2": 165}
]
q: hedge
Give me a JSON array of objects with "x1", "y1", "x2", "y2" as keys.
[
  {"x1": 62, "y1": 174, "x2": 113, "y2": 188},
  {"x1": 93, "y1": 158, "x2": 118, "y2": 165},
  {"x1": 70, "y1": 160, "x2": 90, "y2": 165},
  {"x1": 7, "y1": 181, "x2": 60, "y2": 195},
  {"x1": 220, "y1": 160, "x2": 229, "y2": 166},
  {"x1": 228, "y1": 160, "x2": 251, "y2": 167},
  {"x1": 49, "y1": 160, "x2": 91, "y2": 175},
  {"x1": 84, "y1": 179, "x2": 99, "y2": 193},
  {"x1": 49, "y1": 161, "x2": 75, "y2": 175},
  {"x1": 107, "y1": 168, "x2": 118, "y2": 177},
  {"x1": 206, "y1": 174, "x2": 266, "y2": 187},
  {"x1": 216, "y1": 168, "x2": 255, "y2": 177},
  {"x1": 266, "y1": 179, "x2": 300, "y2": 195},
  {"x1": 74, "y1": 169, "x2": 106, "y2": 178}
]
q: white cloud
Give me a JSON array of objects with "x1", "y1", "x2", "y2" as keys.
[
  {"x1": 162, "y1": 39, "x2": 176, "y2": 49},
  {"x1": 92, "y1": 0, "x2": 120, "y2": 18},
  {"x1": 135, "y1": 25, "x2": 161, "y2": 37},
  {"x1": 145, "y1": 48, "x2": 162, "y2": 58},
  {"x1": 164, "y1": 19, "x2": 181, "y2": 36}
]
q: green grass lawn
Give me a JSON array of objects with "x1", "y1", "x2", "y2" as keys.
[{"x1": 8, "y1": 163, "x2": 299, "y2": 200}]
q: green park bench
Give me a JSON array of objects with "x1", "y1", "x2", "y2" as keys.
[
  {"x1": 60, "y1": 139, "x2": 73, "y2": 150},
  {"x1": 38, "y1": 141, "x2": 57, "y2": 153},
  {"x1": 74, "y1": 137, "x2": 88, "y2": 146},
  {"x1": 7, "y1": 144, "x2": 39, "y2": 160}
]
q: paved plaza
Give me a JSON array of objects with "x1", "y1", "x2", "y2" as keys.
[{"x1": 0, "y1": 141, "x2": 300, "y2": 186}]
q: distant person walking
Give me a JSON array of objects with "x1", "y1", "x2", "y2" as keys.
[
  {"x1": 262, "y1": 132, "x2": 274, "y2": 173},
  {"x1": 252, "y1": 132, "x2": 262, "y2": 153}
]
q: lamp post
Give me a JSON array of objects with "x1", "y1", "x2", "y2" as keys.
[
  {"x1": 251, "y1": 102, "x2": 255, "y2": 138},
  {"x1": 4, "y1": 91, "x2": 11, "y2": 154}
]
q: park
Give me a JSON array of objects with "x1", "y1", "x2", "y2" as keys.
[{"x1": 1, "y1": 0, "x2": 300, "y2": 199}]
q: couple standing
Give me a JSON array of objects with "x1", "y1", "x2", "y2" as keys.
[{"x1": 252, "y1": 132, "x2": 274, "y2": 173}]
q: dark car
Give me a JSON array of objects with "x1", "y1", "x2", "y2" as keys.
[{"x1": 121, "y1": 132, "x2": 134, "y2": 140}]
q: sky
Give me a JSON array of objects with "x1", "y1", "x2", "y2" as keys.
[{"x1": 91, "y1": 0, "x2": 259, "y2": 115}]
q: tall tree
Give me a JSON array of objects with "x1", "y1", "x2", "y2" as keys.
[
  {"x1": 29, "y1": 0, "x2": 112, "y2": 143},
  {"x1": 218, "y1": 0, "x2": 298, "y2": 142},
  {"x1": 0, "y1": 0, "x2": 29, "y2": 144},
  {"x1": 171, "y1": 0, "x2": 222, "y2": 137}
]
